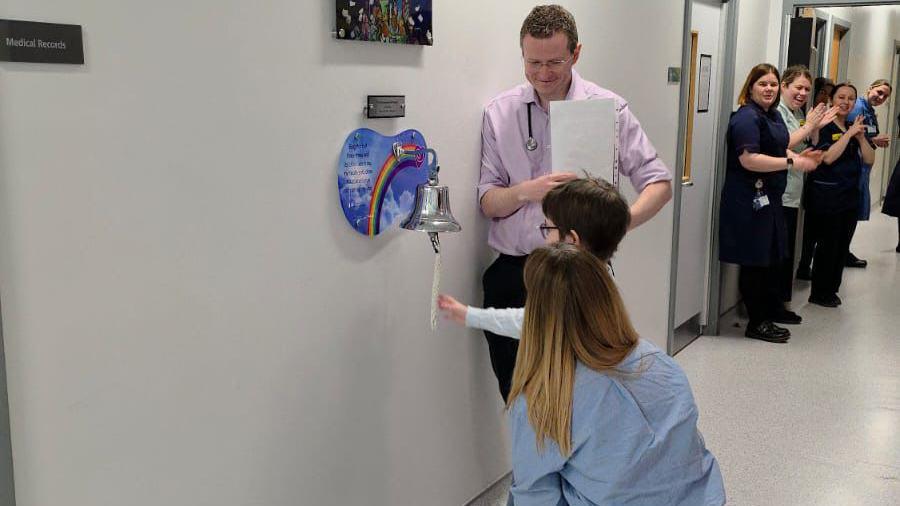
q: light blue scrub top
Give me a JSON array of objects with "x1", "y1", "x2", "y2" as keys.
[{"x1": 508, "y1": 339, "x2": 726, "y2": 506}]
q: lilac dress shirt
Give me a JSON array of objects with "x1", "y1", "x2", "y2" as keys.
[{"x1": 478, "y1": 70, "x2": 672, "y2": 256}]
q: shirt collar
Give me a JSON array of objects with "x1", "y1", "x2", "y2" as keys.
[
  {"x1": 863, "y1": 97, "x2": 876, "y2": 114},
  {"x1": 748, "y1": 99, "x2": 777, "y2": 118},
  {"x1": 519, "y1": 69, "x2": 586, "y2": 104}
]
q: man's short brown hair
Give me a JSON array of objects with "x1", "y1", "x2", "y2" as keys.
[
  {"x1": 520, "y1": 5, "x2": 579, "y2": 53},
  {"x1": 542, "y1": 177, "x2": 630, "y2": 261}
]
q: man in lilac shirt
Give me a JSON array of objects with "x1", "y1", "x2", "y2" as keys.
[{"x1": 478, "y1": 5, "x2": 673, "y2": 401}]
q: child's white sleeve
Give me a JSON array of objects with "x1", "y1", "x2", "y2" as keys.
[{"x1": 464, "y1": 306, "x2": 524, "y2": 339}]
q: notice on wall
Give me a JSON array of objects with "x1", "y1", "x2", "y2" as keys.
[
  {"x1": 0, "y1": 19, "x2": 84, "y2": 64},
  {"x1": 550, "y1": 98, "x2": 618, "y2": 187},
  {"x1": 337, "y1": 128, "x2": 429, "y2": 236}
]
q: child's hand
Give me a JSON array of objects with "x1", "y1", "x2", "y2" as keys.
[{"x1": 437, "y1": 294, "x2": 467, "y2": 325}]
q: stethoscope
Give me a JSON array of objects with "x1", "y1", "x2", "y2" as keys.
[{"x1": 525, "y1": 102, "x2": 538, "y2": 151}]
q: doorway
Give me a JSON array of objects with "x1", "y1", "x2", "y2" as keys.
[{"x1": 671, "y1": 0, "x2": 729, "y2": 353}]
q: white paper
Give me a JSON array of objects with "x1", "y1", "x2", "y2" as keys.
[{"x1": 550, "y1": 98, "x2": 618, "y2": 186}]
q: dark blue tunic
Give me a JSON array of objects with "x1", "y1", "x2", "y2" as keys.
[
  {"x1": 719, "y1": 103, "x2": 789, "y2": 266},
  {"x1": 807, "y1": 122, "x2": 862, "y2": 215},
  {"x1": 882, "y1": 112, "x2": 900, "y2": 217}
]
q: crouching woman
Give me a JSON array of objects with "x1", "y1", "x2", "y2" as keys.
[{"x1": 507, "y1": 243, "x2": 725, "y2": 505}]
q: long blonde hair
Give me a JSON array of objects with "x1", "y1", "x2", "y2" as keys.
[{"x1": 506, "y1": 243, "x2": 639, "y2": 456}]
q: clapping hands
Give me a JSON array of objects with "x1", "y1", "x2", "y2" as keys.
[
  {"x1": 792, "y1": 148, "x2": 824, "y2": 173},
  {"x1": 872, "y1": 134, "x2": 891, "y2": 149},
  {"x1": 848, "y1": 115, "x2": 867, "y2": 138},
  {"x1": 805, "y1": 103, "x2": 840, "y2": 130}
]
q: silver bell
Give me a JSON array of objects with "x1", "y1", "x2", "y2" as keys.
[
  {"x1": 403, "y1": 180, "x2": 462, "y2": 234},
  {"x1": 396, "y1": 145, "x2": 461, "y2": 253}
]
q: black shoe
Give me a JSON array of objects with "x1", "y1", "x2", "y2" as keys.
[
  {"x1": 765, "y1": 321, "x2": 791, "y2": 337},
  {"x1": 834, "y1": 294, "x2": 842, "y2": 306},
  {"x1": 796, "y1": 266, "x2": 812, "y2": 280},
  {"x1": 773, "y1": 309, "x2": 802, "y2": 325},
  {"x1": 745, "y1": 321, "x2": 790, "y2": 343},
  {"x1": 809, "y1": 294, "x2": 840, "y2": 308},
  {"x1": 845, "y1": 253, "x2": 867, "y2": 268},
  {"x1": 895, "y1": 244, "x2": 900, "y2": 253}
]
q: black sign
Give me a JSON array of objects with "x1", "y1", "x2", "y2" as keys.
[
  {"x1": 366, "y1": 96, "x2": 406, "y2": 119},
  {"x1": 0, "y1": 19, "x2": 84, "y2": 64}
]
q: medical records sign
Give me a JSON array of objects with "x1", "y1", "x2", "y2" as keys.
[{"x1": 0, "y1": 19, "x2": 84, "y2": 64}]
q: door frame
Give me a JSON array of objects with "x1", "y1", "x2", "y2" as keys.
[
  {"x1": 885, "y1": 40, "x2": 900, "y2": 200},
  {"x1": 669, "y1": 0, "x2": 740, "y2": 348},
  {"x1": 0, "y1": 300, "x2": 13, "y2": 506},
  {"x1": 779, "y1": 0, "x2": 900, "y2": 67}
]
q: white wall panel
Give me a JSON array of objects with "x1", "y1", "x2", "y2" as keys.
[{"x1": 0, "y1": 2, "x2": 683, "y2": 504}]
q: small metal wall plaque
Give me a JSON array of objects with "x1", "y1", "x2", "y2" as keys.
[
  {"x1": 667, "y1": 67, "x2": 682, "y2": 84},
  {"x1": 0, "y1": 19, "x2": 84, "y2": 64},
  {"x1": 366, "y1": 96, "x2": 406, "y2": 119}
]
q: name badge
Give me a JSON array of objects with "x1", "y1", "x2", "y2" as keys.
[
  {"x1": 752, "y1": 194, "x2": 770, "y2": 211},
  {"x1": 832, "y1": 133, "x2": 842, "y2": 141},
  {"x1": 866, "y1": 125, "x2": 877, "y2": 135}
]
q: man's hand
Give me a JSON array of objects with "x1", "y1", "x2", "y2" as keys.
[
  {"x1": 437, "y1": 294, "x2": 468, "y2": 326},
  {"x1": 480, "y1": 172, "x2": 577, "y2": 218},
  {"x1": 517, "y1": 172, "x2": 578, "y2": 203}
]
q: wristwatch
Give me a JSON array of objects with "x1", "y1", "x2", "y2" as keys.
[{"x1": 786, "y1": 158, "x2": 794, "y2": 170}]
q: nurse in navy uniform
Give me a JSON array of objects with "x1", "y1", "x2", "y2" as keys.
[
  {"x1": 807, "y1": 83, "x2": 876, "y2": 307},
  {"x1": 719, "y1": 64, "x2": 822, "y2": 343}
]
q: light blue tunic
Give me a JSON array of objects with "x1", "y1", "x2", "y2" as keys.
[
  {"x1": 508, "y1": 339, "x2": 725, "y2": 506},
  {"x1": 847, "y1": 97, "x2": 877, "y2": 220},
  {"x1": 776, "y1": 99, "x2": 808, "y2": 208}
]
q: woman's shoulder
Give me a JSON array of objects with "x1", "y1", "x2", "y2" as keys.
[
  {"x1": 729, "y1": 104, "x2": 764, "y2": 128},
  {"x1": 731, "y1": 104, "x2": 758, "y2": 119},
  {"x1": 575, "y1": 339, "x2": 669, "y2": 383}
]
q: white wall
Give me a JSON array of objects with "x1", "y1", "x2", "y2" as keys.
[{"x1": 0, "y1": 1, "x2": 684, "y2": 505}]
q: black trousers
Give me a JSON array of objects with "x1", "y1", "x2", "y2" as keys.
[
  {"x1": 779, "y1": 207, "x2": 799, "y2": 302},
  {"x1": 739, "y1": 264, "x2": 781, "y2": 328},
  {"x1": 810, "y1": 208, "x2": 857, "y2": 298},
  {"x1": 846, "y1": 219, "x2": 860, "y2": 257},
  {"x1": 482, "y1": 254, "x2": 527, "y2": 401},
  {"x1": 797, "y1": 209, "x2": 818, "y2": 272}
]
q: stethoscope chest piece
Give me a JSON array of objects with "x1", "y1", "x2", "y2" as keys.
[{"x1": 525, "y1": 102, "x2": 539, "y2": 151}]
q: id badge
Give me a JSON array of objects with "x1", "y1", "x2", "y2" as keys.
[
  {"x1": 866, "y1": 124, "x2": 877, "y2": 136},
  {"x1": 752, "y1": 194, "x2": 770, "y2": 211}
]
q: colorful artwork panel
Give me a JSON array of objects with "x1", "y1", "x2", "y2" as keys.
[{"x1": 336, "y1": 0, "x2": 433, "y2": 45}]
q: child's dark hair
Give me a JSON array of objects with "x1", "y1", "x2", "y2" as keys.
[{"x1": 542, "y1": 177, "x2": 630, "y2": 260}]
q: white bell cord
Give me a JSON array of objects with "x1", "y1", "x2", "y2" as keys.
[{"x1": 430, "y1": 251, "x2": 441, "y2": 331}]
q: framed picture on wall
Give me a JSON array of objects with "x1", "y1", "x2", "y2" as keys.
[
  {"x1": 697, "y1": 54, "x2": 712, "y2": 113},
  {"x1": 336, "y1": 0, "x2": 433, "y2": 46}
]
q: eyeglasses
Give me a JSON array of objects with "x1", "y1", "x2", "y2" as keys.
[
  {"x1": 524, "y1": 57, "x2": 572, "y2": 72},
  {"x1": 537, "y1": 223, "x2": 559, "y2": 238}
]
